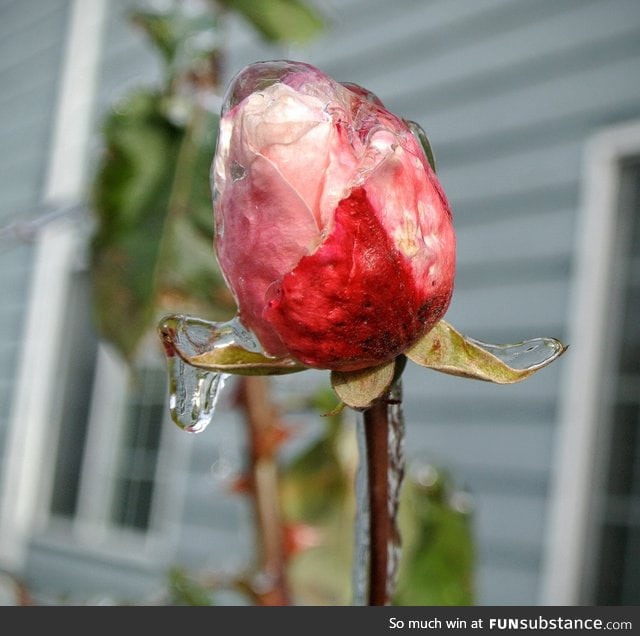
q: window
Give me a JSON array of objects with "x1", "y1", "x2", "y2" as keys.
[
  {"x1": 543, "y1": 122, "x2": 640, "y2": 605},
  {"x1": 45, "y1": 231, "x2": 182, "y2": 543},
  {"x1": 49, "y1": 268, "x2": 99, "y2": 519},
  {"x1": 48, "y1": 269, "x2": 171, "y2": 536},
  {"x1": 111, "y1": 367, "x2": 167, "y2": 531},
  {"x1": 0, "y1": 218, "x2": 188, "y2": 570},
  {"x1": 590, "y1": 158, "x2": 640, "y2": 605}
]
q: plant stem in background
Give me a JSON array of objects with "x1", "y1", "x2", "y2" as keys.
[
  {"x1": 234, "y1": 375, "x2": 290, "y2": 605},
  {"x1": 358, "y1": 379, "x2": 405, "y2": 606}
]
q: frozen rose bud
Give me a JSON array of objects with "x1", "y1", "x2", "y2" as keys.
[{"x1": 213, "y1": 60, "x2": 455, "y2": 372}]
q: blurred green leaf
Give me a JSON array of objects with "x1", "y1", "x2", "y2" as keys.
[
  {"x1": 218, "y1": 0, "x2": 325, "y2": 43},
  {"x1": 167, "y1": 567, "x2": 215, "y2": 606},
  {"x1": 90, "y1": 90, "x2": 235, "y2": 361},
  {"x1": 393, "y1": 465, "x2": 474, "y2": 606},
  {"x1": 131, "y1": 2, "x2": 220, "y2": 64},
  {"x1": 281, "y1": 387, "x2": 356, "y2": 605},
  {"x1": 281, "y1": 389, "x2": 349, "y2": 522},
  {"x1": 90, "y1": 0, "x2": 328, "y2": 362},
  {"x1": 130, "y1": 2, "x2": 223, "y2": 92},
  {"x1": 131, "y1": 10, "x2": 183, "y2": 66}
]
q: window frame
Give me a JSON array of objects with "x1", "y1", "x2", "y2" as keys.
[
  {"x1": 1, "y1": 217, "x2": 191, "y2": 568},
  {"x1": 541, "y1": 120, "x2": 640, "y2": 605}
]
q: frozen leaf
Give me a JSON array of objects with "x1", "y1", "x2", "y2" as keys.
[
  {"x1": 406, "y1": 320, "x2": 567, "y2": 383},
  {"x1": 159, "y1": 314, "x2": 307, "y2": 376},
  {"x1": 188, "y1": 345, "x2": 306, "y2": 375}
]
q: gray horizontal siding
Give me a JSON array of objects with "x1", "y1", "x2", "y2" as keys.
[
  {"x1": 13, "y1": 0, "x2": 639, "y2": 606},
  {"x1": 178, "y1": 0, "x2": 640, "y2": 605},
  {"x1": 87, "y1": 0, "x2": 163, "y2": 182},
  {"x1": 0, "y1": 0, "x2": 69, "y2": 217},
  {"x1": 0, "y1": 245, "x2": 35, "y2": 455},
  {"x1": 0, "y1": 0, "x2": 68, "y2": 490},
  {"x1": 93, "y1": 0, "x2": 163, "y2": 115},
  {"x1": 24, "y1": 539, "x2": 163, "y2": 603},
  {"x1": 222, "y1": 0, "x2": 640, "y2": 606}
]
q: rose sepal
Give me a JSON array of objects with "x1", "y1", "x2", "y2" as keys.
[
  {"x1": 186, "y1": 345, "x2": 308, "y2": 376},
  {"x1": 405, "y1": 319, "x2": 567, "y2": 383},
  {"x1": 328, "y1": 319, "x2": 567, "y2": 410},
  {"x1": 330, "y1": 358, "x2": 398, "y2": 410},
  {"x1": 159, "y1": 314, "x2": 308, "y2": 376}
]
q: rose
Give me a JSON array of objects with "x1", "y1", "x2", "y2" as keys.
[{"x1": 212, "y1": 60, "x2": 455, "y2": 372}]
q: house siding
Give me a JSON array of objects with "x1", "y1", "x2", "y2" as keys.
[
  {"x1": 2, "y1": 0, "x2": 640, "y2": 605},
  {"x1": 0, "y1": 0, "x2": 69, "y2": 485},
  {"x1": 220, "y1": 0, "x2": 640, "y2": 605}
]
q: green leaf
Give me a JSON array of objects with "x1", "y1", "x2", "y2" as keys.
[
  {"x1": 90, "y1": 90, "x2": 235, "y2": 361},
  {"x1": 405, "y1": 320, "x2": 567, "y2": 383},
  {"x1": 394, "y1": 464, "x2": 474, "y2": 606},
  {"x1": 280, "y1": 389, "x2": 348, "y2": 522},
  {"x1": 166, "y1": 567, "x2": 215, "y2": 606},
  {"x1": 218, "y1": 0, "x2": 325, "y2": 43},
  {"x1": 281, "y1": 388, "x2": 356, "y2": 605},
  {"x1": 130, "y1": 10, "x2": 182, "y2": 66},
  {"x1": 130, "y1": 4, "x2": 220, "y2": 72},
  {"x1": 330, "y1": 358, "x2": 397, "y2": 409}
]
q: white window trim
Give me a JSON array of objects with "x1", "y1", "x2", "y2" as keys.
[
  {"x1": 73, "y1": 343, "x2": 130, "y2": 542},
  {"x1": 44, "y1": 0, "x2": 108, "y2": 203},
  {"x1": 541, "y1": 120, "x2": 640, "y2": 605}
]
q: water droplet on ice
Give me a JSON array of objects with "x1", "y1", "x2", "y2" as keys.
[{"x1": 468, "y1": 336, "x2": 565, "y2": 371}]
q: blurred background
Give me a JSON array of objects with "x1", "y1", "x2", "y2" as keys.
[{"x1": 0, "y1": 0, "x2": 639, "y2": 606}]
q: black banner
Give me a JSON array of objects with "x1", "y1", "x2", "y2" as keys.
[{"x1": 4, "y1": 605, "x2": 638, "y2": 635}]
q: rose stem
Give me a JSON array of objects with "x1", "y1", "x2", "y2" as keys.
[
  {"x1": 235, "y1": 375, "x2": 290, "y2": 605},
  {"x1": 362, "y1": 379, "x2": 405, "y2": 606}
]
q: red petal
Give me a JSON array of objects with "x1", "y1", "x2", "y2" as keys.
[{"x1": 263, "y1": 188, "x2": 451, "y2": 371}]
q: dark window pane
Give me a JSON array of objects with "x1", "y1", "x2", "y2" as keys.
[
  {"x1": 110, "y1": 367, "x2": 166, "y2": 531},
  {"x1": 50, "y1": 270, "x2": 98, "y2": 517}
]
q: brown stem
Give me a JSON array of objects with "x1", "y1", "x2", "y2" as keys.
[
  {"x1": 362, "y1": 380, "x2": 405, "y2": 606},
  {"x1": 234, "y1": 375, "x2": 290, "y2": 606},
  {"x1": 363, "y1": 399, "x2": 390, "y2": 605}
]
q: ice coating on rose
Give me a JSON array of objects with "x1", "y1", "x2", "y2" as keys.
[{"x1": 213, "y1": 60, "x2": 455, "y2": 371}]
